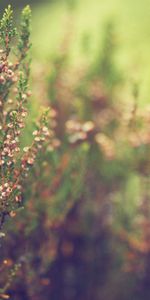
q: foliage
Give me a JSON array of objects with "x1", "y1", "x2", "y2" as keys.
[
  {"x1": 1, "y1": 3, "x2": 150, "y2": 300},
  {"x1": 0, "y1": 8, "x2": 52, "y2": 298}
]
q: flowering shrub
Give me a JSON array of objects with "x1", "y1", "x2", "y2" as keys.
[{"x1": 0, "y1": 5, "x2": 50, "y2": 229}]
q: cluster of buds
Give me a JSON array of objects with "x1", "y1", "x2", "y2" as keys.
[
  {"x1": 0, "y1": 59, "x2": 17, "y2": 85},
  {"x1": 21, "y1": 124, "x2": 50, "y2": 171},
  {"x1": 65, "y1": 119, "x2": 95, "y2": 144},
  {"x1": 65, "y1": 118, "x2": 116, "y2": 160},
  {"x1": 0, "y1": 182, "x2": 21, "y2": 202}
]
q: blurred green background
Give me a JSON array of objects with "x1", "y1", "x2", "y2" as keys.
[{"x1": 1, "y1": 0, "x2": 150, "y2": 98}]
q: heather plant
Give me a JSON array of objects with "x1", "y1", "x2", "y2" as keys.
[
  {"x1": 0, "y1": 5, "x2": 52, "y2": 299},
  {"x1": 0, "y1": 6, "x2": 50, "y2": 228}
]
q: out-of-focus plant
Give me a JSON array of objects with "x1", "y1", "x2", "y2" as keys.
[{"x1": 45, "y1": 16, "x2": 150, "y2": 299}]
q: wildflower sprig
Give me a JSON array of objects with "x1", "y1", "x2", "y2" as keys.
[
  {"x1": 0, "y1": 6, "x2": 50, "y2": 229},
  {"x1": 0, "y1": 260, "x2": 21, "y2": 299},
  {"x1": 18, "y1": 5, "x2": 31, "y2": 60},
  {"x1": 0, "y1": 5, "x2": 17, "y2": 57}
]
